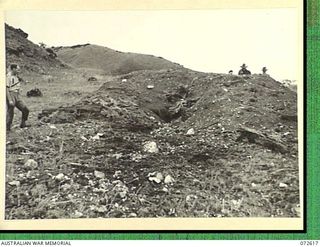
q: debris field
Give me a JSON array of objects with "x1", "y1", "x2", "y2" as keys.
[{"x1": 6, "y1": 68, "x2": 300, "y2": 219}]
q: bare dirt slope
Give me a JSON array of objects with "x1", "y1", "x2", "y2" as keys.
[
  {"x1": 54, "y1": 44, "x2": 183, "y2": 75},
  {"x1": 5, "y1": 24, "x2": 66, "y2": 74},
  {"x1": 6, "y1": 68, "x2": 299, "y2": 219}
]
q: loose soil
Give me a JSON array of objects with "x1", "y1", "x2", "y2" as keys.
[{"x1": 5, "y1": 68, "x2": 300, "y2": 219}]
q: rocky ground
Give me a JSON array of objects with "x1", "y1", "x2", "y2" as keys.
[{"x1": 5, "y1": 68, "x2": 300, "y2": 219}]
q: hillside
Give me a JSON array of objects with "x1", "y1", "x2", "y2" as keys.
[
  {"x1": 4, "y1": 25, "x2": 299, "y2": 221},
  {"x1": 6, "y1": 68, "x2": 299, "y2": 219},
  {"x1": 54, "y1": 44, "x2": 183, "y2": 75},
  {"x1": 40, "y1": 69, "x2": 297, "y2": 136},
  {"x1": 5, "y1": 24, "x2": 66, "y2": 74}
]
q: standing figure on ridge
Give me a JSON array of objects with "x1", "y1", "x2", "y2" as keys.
[
  {"x1": 262, "y1": 66, "x2": 268, "y2": 74},
  {"x1": 238, "y1": 63, "x2": 251, "y2": 75}
]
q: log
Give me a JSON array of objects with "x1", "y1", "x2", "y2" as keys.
[{"x1": 236, "y1": 126, "x2": 287, "y2": 154}]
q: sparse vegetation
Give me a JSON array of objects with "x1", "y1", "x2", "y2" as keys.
[{"x1": 5, "y1": 24, "x2": 300, "y2": 220}]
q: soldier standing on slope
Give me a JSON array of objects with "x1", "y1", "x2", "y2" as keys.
[
  {"x1": 262, "y1": 66, "x2": 268, "y2": 74},
  {"x1": 238, "y1": 63, "x2": 251, "y2": 75},
  {"x1": 6, "y1": 64, "x2": 30, "y2": 131}
]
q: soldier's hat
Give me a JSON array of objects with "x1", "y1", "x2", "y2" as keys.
[{"x1": 240, "y1": 63, "x2": 247, "y2": 68}]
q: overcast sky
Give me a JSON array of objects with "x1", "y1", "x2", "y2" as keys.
[{"x1": 5, "y1": 10, "x2": 300, "y2": 81}]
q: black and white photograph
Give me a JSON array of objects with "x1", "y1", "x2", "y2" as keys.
[{"x1": 3, "y1": 5, "x2": 303, "y2": 230}]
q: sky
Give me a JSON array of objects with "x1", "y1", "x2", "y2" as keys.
[{"x1": 5, "y1": 10, "x2": 300, "y2": 81}]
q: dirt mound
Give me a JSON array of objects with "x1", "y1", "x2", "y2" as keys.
[
  {"x1": 7, "y1": 68, "x2": 299, "y2": 219},
  {"x1": 54, "y1": 44, "x2": 183, "y2": 75},
  {"x1": 38, "y1": 82, "x2": 157, "y2": 132},
  {"x1": 5, "y1": 24, "x2": 66, "y2": 74},
  {"x1": 39, "y1": 68, "x2": 297, "y2": 154}
]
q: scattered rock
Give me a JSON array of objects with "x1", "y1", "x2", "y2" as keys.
[
  {"x1": 49, "y1": 124, "x2": 57, "y2": 129},
  {"x1": 74, "y1": 211, "x2": 83, "y2": 218},
  {"x1": 164, "y1": 175, "x2": 175, "y2": 184},
  {"x1": 131, "y1": 153, "x2": 144, "y2": 162},
  {"x1": 231, "y1": 199, "x2": 243, "y2": 209},
  {"x1": 91, "y1": 133, "x2": 104, "y2": 140},
  {"x1": 279, "y1": 182, "x2": 288, "y2": 188},
  {"x1": 143, "y1": 141, "x2": 159, "y2": 153},
  {"x1": 8, "y1": 181, "x2": 20, "y2": 186},
  {"x1": 80, "y1": 136, "x2": 88, "y2": 141},
  {"x1": 113, "y1": 170, "x2": 122, "y2": 179},
  {"x1": 90, "y1": 205, "x2": 107, "y2": 213},
  {"x1": 186, "y1": 128, "x2": 195, "y2": 136},
  {"x1": 61, "y1": 183, "x2": 72, "y2": 191},
  {"x1": 112, "y1": 153, "x2": 123, "y2": 160},
  {"x1": 26, "y1": 88, "x2": 42, "y2": 97},
  {"x1": 94, "y1": 170, "x2": 105, "y2": 179},
  {"x1": 26, "y1": 170, "x2": 37, "y2": 178},
  {"x1": 24, "y1": 159, "x2": 38, "y2": 169},
  {"x1": 148, "y1": 172, "x2": 164, "y2": 184},
  {"x1": 162, "y1": 187, "x2": 169, "y2": 192},
  {"x1": 149, "y1": 177, "x2": 161, "y2": 183},
  {"x1": 54, "y1": 173, "x2": 65, "y2": 181}
]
